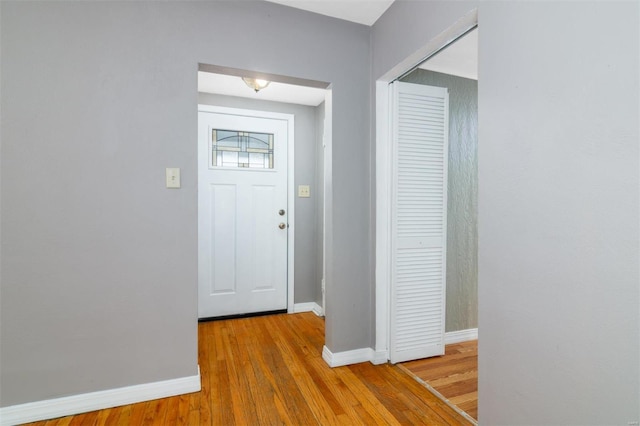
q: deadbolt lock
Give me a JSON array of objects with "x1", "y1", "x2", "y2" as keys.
[{"x1": 279, "y1": 209, "x2": 286, "y2": 216}]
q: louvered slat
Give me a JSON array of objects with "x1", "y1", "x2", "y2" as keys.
[{"x1": 389, "y1": 81, "x2": 448, "y2": 364}]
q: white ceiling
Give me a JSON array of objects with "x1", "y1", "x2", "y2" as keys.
[
  {"x1": 265, "y1": 0, "x2": 395, "y2": 26},
  {"x1": 198, "y1": 71, "x2": 328, "y2": 106},
  {"x1": 418, "y1": 28, "x2": 478, "y2": 80}
]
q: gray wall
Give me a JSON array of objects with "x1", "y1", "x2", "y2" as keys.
[
  {"x1": 197, "y1": 93, "x2": 324, "y2": 304},
  {"x1": 372, "y1": 1, "x2": 478, "y2": 81},
  {"x1": 0, "y1": 1, "x2": 371, "y2": 406},
  {"x1": 5, "y1": 1, "x2": 637, "y2": 422},
  {"x1": 401, "y1": 69, "x2": 477, "y2": 332},
  {"x1": 374, "y1": 0, "x2": 639, "y2": 424},
  {"x1": 477, "y1": 3, "x2": 639, "y2": 423}
]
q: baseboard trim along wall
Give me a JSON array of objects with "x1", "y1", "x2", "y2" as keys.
[
  {"x1": 292, "y1": 302, "x2": 323, "y2": 317},
  {"x1": 323, "y1": 329, "x2": 477, "y2": 368},
  {"x1": 322, "y1": 346, "x2": 371, "y2": 367},
  {"x1": 0, "y1": 367, "x2": 201, "y2": 426},
  {"x1": 444, "y1": 328, "x2": 478, "y2": 344},
  {"x1": 369, "y1": 349, "x2": 388, "y2": 365},
  {"x1": 322, "y1": 346, "x2": 387, "y2": 367}
]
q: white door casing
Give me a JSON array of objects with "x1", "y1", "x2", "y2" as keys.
[
  {"x1": 321, "y1": 90, "x2": 332, "y2": 316},
  {"x1": 389, "y1": 81, "x2": 449, "y2": 364},
  {"x1": 198, "y1": 106, "x2": 294, "y2": 318}
]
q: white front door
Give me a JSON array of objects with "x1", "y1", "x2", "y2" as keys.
[{"x1": 198, "y1": 107, "x2": 290, "y2": 318}]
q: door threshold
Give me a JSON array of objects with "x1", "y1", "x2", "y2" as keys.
[{"x1": 198, "y1": 309, "x2": 288, "y2": 323}]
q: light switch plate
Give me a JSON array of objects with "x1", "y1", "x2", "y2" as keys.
[
  {"x1": 166, "y1": 168, "x2": 181, "y2": 189},
  {"x1": 298, "y1": 185, "x2": 310, "y2": 198}
]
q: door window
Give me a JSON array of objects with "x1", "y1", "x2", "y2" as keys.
[{"x1": 211, "y1": 129, "x2": 274, "y2": 169}]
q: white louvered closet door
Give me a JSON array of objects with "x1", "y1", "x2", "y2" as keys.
[{"x1": 389, "y1": 81, "x2": 449, "y2": 364}]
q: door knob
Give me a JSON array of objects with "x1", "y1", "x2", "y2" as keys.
[
  {"x1": 279, "y1": 209, "x2": 286, "y2": 216},
  {"x1": 279, "y1": 223, "x2": 286, "y2": 229}
]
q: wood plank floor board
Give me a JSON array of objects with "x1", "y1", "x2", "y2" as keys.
[
  {"x1": 235, "y1": 319, "x2": 288, "y2": 426},
  {"x1": 428, "y1": 369, "x2": 477, "y2": 387},
  {"x1": 436, "y1": 377, "x2": 478, "y2": 396},
  {"x1": 105, "y1": 406, "x2": 124, "y2": 426},
  {"x1": 401, "y1": 339, "x2": 478, "y2": 422},
  {"x1": 113, "y1": 403, "x2": 132, "y2": 425},
  {"x1": 208, "y1": 324, "x2": 232, "y2": 425},
  {"x1": 348, "y1": 363, "x2": 425, "y2": 425},
  {"x1": 22, "y1": 313, "x2": 471, "y2": 425},
  {"x1": 224, "y1": 321, "x2": 261, "y2": 426},
  {"x1": 94, "y1": 408, "x2": 110, "y2": 426},
  {"x1": 386, "y1": 363, "x2": 470, "y2": 425},
  {"x1": 127, "y1": 400, "x2": 148, "y2": 426},
  {"x1": 142, "y1": 397, "x2": 169, "y2": 426},
  {"x1": 70, "y1": 409, "x2": 99, "y2": 426},
  {"x1": 337, "y1": 368, "x2": 403, "y2": 425},
  {"x1": 266, "y1": 331, "x2": 340, "y2": 424},
  {"x1": 266, "y1": 316, "x2": 363, "y2": 425},
  {"x1": 187, "y1": 408, "x2": 200, "y2": 426},
  {"x1": 244, "y1": 318, "x2": 320, "y2": 425},
  {"x1": 307, "y1": 357, "x2": 362, "y2": 422},
  {"x1": 163, "y1": 396, "x2": 179, "y2": 426}
]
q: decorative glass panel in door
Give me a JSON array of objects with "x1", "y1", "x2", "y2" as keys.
[{"x1": 211, "y1": 129, "x2": 274, "y2": 169}]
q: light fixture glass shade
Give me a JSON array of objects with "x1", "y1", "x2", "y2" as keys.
[{"x1": 242, "y1": 77, "x2": 271, "y2": 92}]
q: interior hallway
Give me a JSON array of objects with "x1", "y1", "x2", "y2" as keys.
[{"x1": 24, "y1": 313, "x2": 471, "y2": 425}]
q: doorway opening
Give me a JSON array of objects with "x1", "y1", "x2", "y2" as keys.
[
  {"x1": 197, "y1": 64, "x2": 331, "y2": 321},
  {"x1": 375, "y1": 11, "x2": 478, "y2": 423}
]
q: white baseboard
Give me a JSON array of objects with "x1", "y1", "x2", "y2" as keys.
[
  {"x1": 321, "y1": 329, "x2": 477, "y2": 369},
  {"x1": 370, "y1": 349, "x2": 388, "y2": 365},
  {"x1": 444, "y1": 328, "x2": 478, "y2": 344},
  {"x1": 322, "y1": 346, "x2": 386, "y2": 367},
  {"x1": 0, "y1": 367, "x2": 201, "y2": 426},
  {"x1": 292, "y1": 302, "x2": 323, "y2": 317}
]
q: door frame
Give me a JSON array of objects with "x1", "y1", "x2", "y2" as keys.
[
  {"x1": 375, "y1": 10, "x2": 478, "y2": 361},
  {"x1": 197, "y1": 104, "x2": 296, "y2": 313}
]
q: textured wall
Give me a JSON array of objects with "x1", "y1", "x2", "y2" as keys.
[
  {"x1": 197, "y1": 93, "x2": 323, "y2": 304},
  {"x1": 401, "y1": 69, "x2": 477, "y2": 332}
]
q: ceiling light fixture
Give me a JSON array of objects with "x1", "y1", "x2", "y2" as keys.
[{"x1": 242, "y1": 77, "x2": 271, "y2": 93}]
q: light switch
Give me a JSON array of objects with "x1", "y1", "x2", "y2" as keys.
[
  {"x1": 298, "y1": 185, "x2": 310, "y2": 198},
  {"x1": 166, "y1": 168, "x2": 181, "y2": 189}
]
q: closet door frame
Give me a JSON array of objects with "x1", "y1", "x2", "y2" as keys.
[{"x1": 374, "y1": 11, "x2": 477, "y2": 363}]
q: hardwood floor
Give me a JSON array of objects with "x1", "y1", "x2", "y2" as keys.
[
  {"x1": 24, "y1": 313, "x2": 471, "y2": 425},
  {"x1": 400, "y1": 340, "x2": 478, "y2": 422}
]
